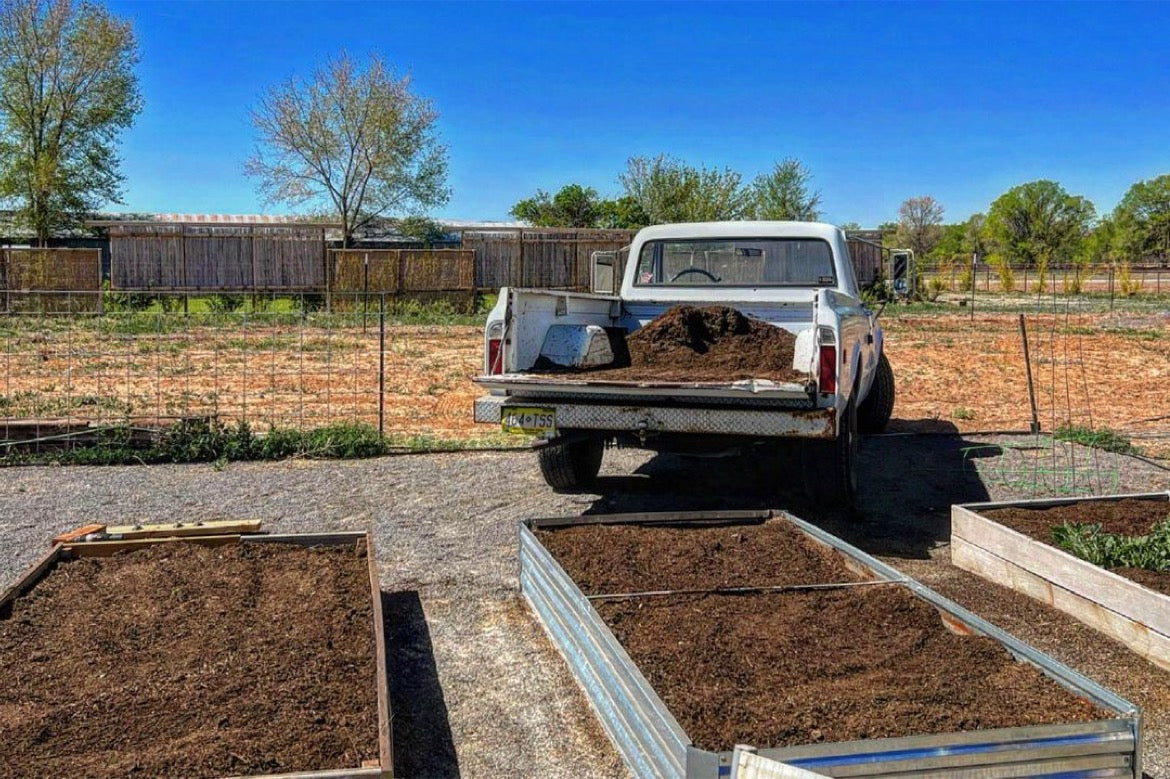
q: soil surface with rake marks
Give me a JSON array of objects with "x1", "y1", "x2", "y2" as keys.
[
  {"x1": 540, "y1": 520, "x2": 1110, "y2": 752},
  {"x1": 0, "y1": 542, "x2": 377, "y2": 779}
]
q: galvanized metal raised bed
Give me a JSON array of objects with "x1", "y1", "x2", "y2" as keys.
[
  {"x1": 953, "y1": 491, "x2": 1170, "y2": 674},
  {"x1": 521, "y1": 509, "x2": 1140, "y2": 779},
  {"x1": 0, "y1": 530, "x2": 393, "y2": 779}
]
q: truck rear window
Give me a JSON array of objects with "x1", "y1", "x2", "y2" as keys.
[{"x1": 633, "y1": 238, "x2": 836, "y2": 287}]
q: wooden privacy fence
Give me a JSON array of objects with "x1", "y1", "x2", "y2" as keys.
[
  {"x1": 331, "y1": 249, "x2": 474, "y2": 297},
  {"x1": 463, "y1": 228, "x2": 636, "y2": 291},
  {"x1": 108, "y1": 223, "x2": 328, "y2": 290}
]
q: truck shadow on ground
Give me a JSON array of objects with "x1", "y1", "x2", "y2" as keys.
[
  {"x1": 382, "y1": 590, "x2": 460, "y2": 778},
  {"x1": 585, "y1": 427, "x2": 999, "y2": 560}
]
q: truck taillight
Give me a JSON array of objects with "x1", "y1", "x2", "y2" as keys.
[
  {"x1": 488, "y1": 338, "x2": 503, "y2": 375},
  {"x1": 819, "y1": 344, "x2": 837, "y2": 394}
]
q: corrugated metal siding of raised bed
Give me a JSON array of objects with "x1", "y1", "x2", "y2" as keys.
[
  {"x1": 519, "y1": 514, "x2": 1140, "y2": 779},
  {"x1": 519, "y1": 526, "x2": 690, "y2": 778}
]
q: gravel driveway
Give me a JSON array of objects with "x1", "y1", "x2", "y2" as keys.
[{"x1": 2, "y1": 434, "x2": 1168, "y2": 778}]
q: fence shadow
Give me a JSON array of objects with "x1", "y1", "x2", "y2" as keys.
[
  {"x1": 382, "y1": 590, "x2": 460, "y2": 779},
  {"x1": 584, "y1": 429, "x2": 997, "y2": 560}
]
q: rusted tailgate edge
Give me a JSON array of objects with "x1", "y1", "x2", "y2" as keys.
[
  {"x1": 521, "y1": 511, "x2": 1140, "y2": 779},
  {"x1": 4, "y1": 530, "x2": 391, "y2": 779}
]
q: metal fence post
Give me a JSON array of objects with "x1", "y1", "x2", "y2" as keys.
[{"x1": 378, "y1": 293, "x2": 385, "y2": 436}]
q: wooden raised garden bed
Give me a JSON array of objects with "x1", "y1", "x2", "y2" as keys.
[
  {"x1": 521, "y1": 509, "x2": 1140, "y2": 779},
  {"x1": 953, "y1": 491, "x2": 1170, "y2": 673},
  {"x1": 0, "y1": 529, "x2": 392, "y2": 779}
]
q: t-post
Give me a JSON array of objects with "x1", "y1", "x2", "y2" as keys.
[{"x1": 970, "y1": 252, "x2": 977, "y2": 320}]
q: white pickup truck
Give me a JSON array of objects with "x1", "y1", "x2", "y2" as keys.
[{"x1": 472, "y1": 221, "x2": 894, "y2": 506}]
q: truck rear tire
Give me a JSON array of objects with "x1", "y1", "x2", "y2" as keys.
[
  {"x1": 801, "y1": 398, "x2": 858, "y2": 508},
  {"x1": 538, "y1": 434, "x2": 604, "y2": 492},
  {"x1": 858, "y1": 352, "x2": 895, "y2": 434}
]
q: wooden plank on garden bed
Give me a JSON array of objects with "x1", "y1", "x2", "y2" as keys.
[
  {"x1": 953, "y1": 495, "x2": 1170, "y2": 674},
  {"x1": 3, "y1": 530, "x2": 393, "y2": 779}
]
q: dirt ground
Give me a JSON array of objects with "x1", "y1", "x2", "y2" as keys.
[
  {"x1": 540, "y1": 521, "x2": 1108, "y2": 752},
  {"x1": 1, "y1": 437, "x2": 1168, "y2": 778},
  {"x1": 3, "y1": 306, "x2": 1168, "y2": 456},
  {"x1": 0, "y1": 542, "x2": 377, "y2": 779}
]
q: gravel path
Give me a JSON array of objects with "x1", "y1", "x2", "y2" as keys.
[{"x1": 2, "y1": 435, "x2": 1168, "y2": 777}]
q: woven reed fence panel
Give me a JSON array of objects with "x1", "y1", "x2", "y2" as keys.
[
  {"x1": 1, "y1": 248, "x2": 101, "y2": 291},
  {"x1": 331, "y1": 249, "x2": 474, "y2": 294},
  {"x1": 110, "y1": 226, "x2": 326, "y2": 290}
]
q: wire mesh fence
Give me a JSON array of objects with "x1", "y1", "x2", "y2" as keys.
[{"x1": 0, "y1": 291, "x2": 490, "y2": 449}]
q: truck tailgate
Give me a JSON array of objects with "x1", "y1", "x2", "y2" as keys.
[{"x1": 473, "y1": 372, "x2": 814, "y2": 402}]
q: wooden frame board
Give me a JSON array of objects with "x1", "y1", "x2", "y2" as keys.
[
  {"x1": 952, "y1": 492, "x2": 1170, "y2": 673},
  {"x1": 0, "y1": 531, "x2": 392, "y2": 779}
]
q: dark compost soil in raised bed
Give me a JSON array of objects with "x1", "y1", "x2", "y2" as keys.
[
  {"x1": 538, "y1": 520, "x2": 1110, "y2": 752},
  {"x1": 0, "y1": 541, "x2": 377, "y2": 779},
  {"x1": 533, "y1": 305, "x2": 807, "y2": 383},
  {"x1": 984, "y1": 498, "x2": 1170, "y2": 595}
]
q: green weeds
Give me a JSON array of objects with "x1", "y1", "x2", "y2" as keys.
[
  {"x1": 1052, "y1": 519, "x2": 1170, "y2": 571},
  {"x1": 1054, "y1": 425, "x2": 1141, "y2": 456}
]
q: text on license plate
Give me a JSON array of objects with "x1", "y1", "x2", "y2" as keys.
[{"x1": 502, "y1": 406, "x2": 556, "y2": 436}]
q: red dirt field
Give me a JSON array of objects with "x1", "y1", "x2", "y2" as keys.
[{"x1": 2, "y1": 309, "x2": 1168, "y2": 456}]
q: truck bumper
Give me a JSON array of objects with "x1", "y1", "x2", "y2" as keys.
[{"x1": 474, "y1": 395, "x2": 837, "y2": 439}]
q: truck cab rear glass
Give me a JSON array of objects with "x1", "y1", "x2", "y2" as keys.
[{"x1": 633, "y1": 237, "x2": 837, "y2": 288}]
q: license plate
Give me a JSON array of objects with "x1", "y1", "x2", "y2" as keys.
[{"x1": 502, "y1": 406, "x2": 556, "y2": 436}]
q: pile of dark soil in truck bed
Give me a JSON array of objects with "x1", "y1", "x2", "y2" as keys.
[
  {"x1": 538, "y1": 305, "x2": 807, "y2": 383},
  {"x1": 0, "y1": 541, "x2": 377, "y2": 779},
  {"x1": 539, "y1": 520, "x2": 1109, "y2": 752}
]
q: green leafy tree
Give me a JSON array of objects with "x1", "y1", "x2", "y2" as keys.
[
  {"x1": 1112, "y1": 174, "x2": 1170, "y2": 264},
  {"x1": 747, "y1": 158, "x2": 821, "y2": 221},
  {"x1": 510, "y1": 185, "x2": 646, "y2": 229},
  {"x1": 595, "y1": 195, "x2": 647, "y2": 229},
  {"x1": 894, "y1": 195, "x2": 945, "y2": 259},
  {"x1": 0, "y1": 0, "x2": 141, "y2": 244},
  {"x1": 964, "y1": 213, "x2": 988, "y2": 258},
  {"x1": 620, "y1": 154, "x2": 747, "y2": 223},
  {"x1": 246, "y1": 52, "x2": 449, "y2": 247},
  {"x1": 396, "y1": 215, "x2": 447, "y2": 247},
  {"x1": 510, "y1": 183, "x2": 601, "y2": 227},
  {"x1": 984, "y1": 180, "x2": 1096, "y2": 289}
]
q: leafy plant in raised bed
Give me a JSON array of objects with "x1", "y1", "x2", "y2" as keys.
[{"x1": 1051, "y1": 518, "x2": 1170, "y2": 571}]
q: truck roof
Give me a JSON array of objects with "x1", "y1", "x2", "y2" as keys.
[{"x1": 634, "y1": 221, "x2": 844, "y2": 242}]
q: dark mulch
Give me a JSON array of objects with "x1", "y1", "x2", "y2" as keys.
[
  {"x1": 534, "y1": 305, "x2": 807, "y2": 383},
  {"x1": 0, "y1": 542, "x2": 377, "y2": 779},
  {"x1": 539, "y1": 519, "x2": 1111, "y2": 752},
  {"x1": 983, "y1": 497, "x2": 1170, "y2": 594}
]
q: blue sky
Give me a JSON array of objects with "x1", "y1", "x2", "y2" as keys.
[{"x1": 109, "y1": 1, "x2": 1170, "y2": 227}]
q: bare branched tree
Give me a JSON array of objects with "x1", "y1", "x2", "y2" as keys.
[
  {"x1": 895, "y1": 195, "x2": 945, "y2": 258},
  {"x1": 246, "y1": 53, "x2": 449, "y2": 246},
  {"x1": 0, "y1": 0, "x2": 140, "y2": 244}
]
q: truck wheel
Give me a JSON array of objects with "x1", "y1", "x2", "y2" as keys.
[
  {"x1": 801, "y1": 397, "x2": 858, "y2": 508},
  {"x1": 858, "y1": 352, "x2": 895, "y2": 434},
  {"x1": 538, "y1": 434, "x2": 604, "y2": 492}
]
